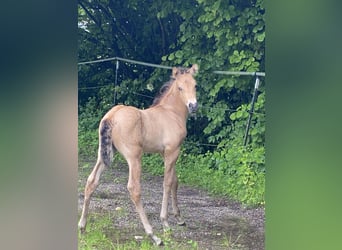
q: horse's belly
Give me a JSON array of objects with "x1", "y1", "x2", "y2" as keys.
[{"x1": 142, "y1": 137, "x2": 164, "y2": 153}]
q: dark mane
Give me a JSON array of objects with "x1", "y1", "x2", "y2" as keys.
[
  {"x1": 151, "y1": 67, "x2": 189, "y2": 107},
  {"x1": 151, "y1": 78, "x2": 174, "y2": 107}
]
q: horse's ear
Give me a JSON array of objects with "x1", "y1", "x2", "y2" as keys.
[
  {"x1": 189, "y1": 64, "x2": 199, "y2": 75},
  {"x1": 172, "y1": 67, "x2": 178, "y2": 78}
]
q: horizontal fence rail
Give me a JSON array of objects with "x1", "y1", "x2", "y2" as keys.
[{"x1": 78, "y1": 56, "x2": 265, "y2": 77}]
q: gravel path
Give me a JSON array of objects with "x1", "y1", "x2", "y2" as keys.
[{"x1": 78, "y1": 160, "x2": 265, "y2": 250}]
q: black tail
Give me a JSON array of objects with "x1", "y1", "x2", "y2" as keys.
[{"x1": 99, "y1": 119, "x2": 113, "y2": 167}]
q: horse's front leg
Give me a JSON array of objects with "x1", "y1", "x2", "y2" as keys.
[
  {"x1": 171, "y1": 166, "x2": 185, "y2": 226},
  {"x1": 160, "y1": 148, "x2": 180, "y2": 230},
  {"x1": 126, "y1": 156, "x2": 162, "y2": 245}
]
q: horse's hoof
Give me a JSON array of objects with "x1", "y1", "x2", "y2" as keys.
[
  {"x1": 151, "y1": 235, "x2": 163, "y2": 246},
  {"x1": 79, "y1": 227, "x2": 86, "y2": 234},
  {"x1": 177, "y1": 220, "x2": 186, "y2": 226},
  {"x1": 78, "y1": 222, "x2": 86, "y2": 234},
  {"x1": 176, "y1": 217, "x2": 186, "y2": 226}
]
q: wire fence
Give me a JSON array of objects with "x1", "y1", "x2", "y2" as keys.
[
  {"x1": 78, "y1": 56, "x2": 265, "y2": 147},
  {"x1": 78, "y1": 56, "x2": 265, "y2": 76}
]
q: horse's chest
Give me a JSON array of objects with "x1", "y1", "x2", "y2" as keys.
[{"x1": 142, "y1": 124, "x2": 186, "y2": 153}]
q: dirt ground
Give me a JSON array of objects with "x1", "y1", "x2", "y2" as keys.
[{"x1": 78, "y1": 160, "x2": 265, "y2": 250}]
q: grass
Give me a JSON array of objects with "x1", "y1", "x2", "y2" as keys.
[
  {"x1": 78, "y1": 212, "x2": 201, "y2": 250},
  {"x1": 78, "y1": 213, "x2": 115, "y2": 250},
  {"x1": 77, "y1": 212, "x2": 247, "y2": 250}
]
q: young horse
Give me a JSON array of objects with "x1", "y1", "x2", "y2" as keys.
[{"x1": 78, "y1": 64, "x2": 199, "y2": 245}]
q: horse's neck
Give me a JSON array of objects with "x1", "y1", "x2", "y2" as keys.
[{"x1": 159, "y1": 87, "x2": 188, "y2": 121}]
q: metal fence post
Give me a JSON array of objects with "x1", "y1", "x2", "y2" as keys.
[
  {"x1": 113, "y1": 60, "x2": 119, "y2": 105},
  {"x1": 243, "y1": 76, "x2": 260, "y2": 146}
]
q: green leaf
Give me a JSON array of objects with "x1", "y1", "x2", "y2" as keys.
[
  {"x1": 168, "y1": 53, "x2": 175, "y2": 60},
  {"x1": 256, "y1": 32, "x2": 265, "y2": 42},
  {"x1": 175, "y1": 50, "x2": 183, "y2": 58},
  {"x1": 236, "y1": 110, "x2": 243, "y2": 118}
]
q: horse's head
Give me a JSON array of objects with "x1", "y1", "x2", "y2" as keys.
[{"x1": 172, "y1": 64, "x2": 199, "y2": 113}]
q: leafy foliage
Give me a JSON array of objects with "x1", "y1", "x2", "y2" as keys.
[
  {"x1": 78, "y1": 97, "x2": 101, "y2": 158},
  {"x1": 161, "y1": 0, "x2": 265, "y2": 149}
]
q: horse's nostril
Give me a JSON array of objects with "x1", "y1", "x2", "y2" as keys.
[{"x1": 189, "y1": 102, "x2": 198, "y2": 112}]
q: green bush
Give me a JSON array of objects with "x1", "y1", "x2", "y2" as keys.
[
  {"x1": 175, "y1": 143, "x2": 265, "y2": 206},
  {"x1": 144, "y1": 92, "x2": 265, "y2": 206},
  {"x1": 78, "y1": 97, "x2": 102, "y2": 158}
]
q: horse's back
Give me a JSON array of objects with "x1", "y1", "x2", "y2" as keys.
[
  {"x1": 101, "y1": 104, "x2": 187, "y2": 156},
  {"x1": 103, "y1": 104, "x2": 141, "y2": 123}
]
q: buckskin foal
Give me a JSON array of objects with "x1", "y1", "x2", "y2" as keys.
[{"x1": 78, "y1": 64, "x2": 199, "y2": 245}]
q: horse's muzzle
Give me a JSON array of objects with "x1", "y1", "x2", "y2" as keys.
[{"x1": 188, "y1": 102, "x2": 198, "y2": 113}]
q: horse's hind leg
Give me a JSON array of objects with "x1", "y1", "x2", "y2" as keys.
[
  {"x1": 78, "y1": 159, "x2": 106, "y2": 233},
  {"x1": 160, "y1": 148, "x2": 182, "y2": 230},
  {"x1": 79, "y1": 118, "x2": 113, "y2": 233}
]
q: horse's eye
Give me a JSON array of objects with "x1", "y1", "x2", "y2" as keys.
[{"x1": 178, "y1": 87, "x2": 183, "y2": 91}]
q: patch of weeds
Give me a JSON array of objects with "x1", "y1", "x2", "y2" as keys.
[
  {"x1": 155, "y1": 228, "x2": 199, "y2": 250},
  {"x1": 142, "y1": 154, "x2": 164, "y2": 176},
  {"x1": 78, "y1": 213, "x2": 115, "y2": 250},
  {"x1": 186, "y1": 239, "x2": 199, "y2": 249},
  {"x1": 78, "y1": 163, "x2": 91, "y2": 181},
  {"x1": 78, "y1": 211, "x2": 201, "y2": 250},
  {"x1": 221, "y1": 232, "x2": 246, "y2": 250}
]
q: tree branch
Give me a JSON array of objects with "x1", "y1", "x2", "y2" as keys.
[
  {"x1": 79, "y1": 1, "x2": 101, "y2": 28},
  {"x1": 157, "y1": 17, "x2": 166, "y2": 55}
]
